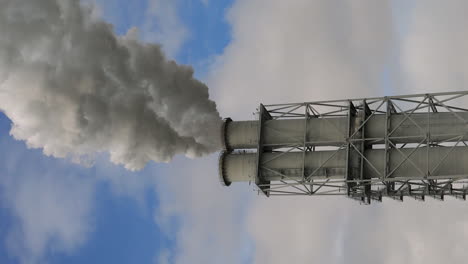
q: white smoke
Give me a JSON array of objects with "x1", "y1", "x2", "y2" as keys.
[{"x1": 0, "y1": 0, "x2": 222, "y2": 170}]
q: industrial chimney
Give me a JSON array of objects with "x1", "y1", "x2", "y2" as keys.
[{"x1": 219, "y1": 91, "x2": 468, "y2": 204}]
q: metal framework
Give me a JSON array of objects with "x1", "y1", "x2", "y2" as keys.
[{"x1": 225, "y1": 91, "x2": 468, "y2": 204}]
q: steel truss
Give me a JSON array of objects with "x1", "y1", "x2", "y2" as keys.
[{"x1": 255, "y1": 91, "x2": 468, "y2": 204}]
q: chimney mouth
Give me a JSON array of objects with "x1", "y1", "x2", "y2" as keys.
[
  {"x1": 218, "y1": 151, "x2": 231, "y2": 186},
  {"x1": 220, "y1": 117, "x2": 232, "y2": 151}
]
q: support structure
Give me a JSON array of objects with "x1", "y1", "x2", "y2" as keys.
[{"x1": 219, "y1": 91, "x2": 468, "y2": 204}]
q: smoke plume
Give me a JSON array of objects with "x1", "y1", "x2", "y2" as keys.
[{"x1": 0, "y1": 0, "x2": 222, "y2": 170}]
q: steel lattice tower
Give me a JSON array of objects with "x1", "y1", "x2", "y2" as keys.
[{"x1": 219, "y1": 91, "x2": 468, "y2": 204}]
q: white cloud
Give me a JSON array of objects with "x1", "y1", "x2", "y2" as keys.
[
  {"x1": 0, "y1": 151, "x2": 163, "y2": 264},
  {"x1": 154, "y1": 155, "x2": 253, "y2": 264},
  {"x1": 208, "y1": 0, "x2": 394, "y2": 118},
  {"x1": 0, "y1": 163, "x2": 95, "y2": 264},
  {"x1": 144, "y1": 0, "x2": 189, "y2": 57},
  {"x1": 155, "y1": 248, "x2": 171, "y2": 264},
  {"x1": 400, "y1": 0, "x2": 468, "y2": 95},
  {"x1": 6, "y1": 1, "x2": 468, "y2": 264},
  {"x1": 199, "y1": 0, "x2": 468, "y2": 264}
]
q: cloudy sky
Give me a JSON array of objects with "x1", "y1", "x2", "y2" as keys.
[{"x1": 1, "y1": 0, "x2": 468, "y2": 263}]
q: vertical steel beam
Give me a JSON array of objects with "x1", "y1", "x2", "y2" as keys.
[{"x1": 255, "y1": 104, "x2": 272, "y2": 196}]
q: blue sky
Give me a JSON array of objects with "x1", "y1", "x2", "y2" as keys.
[
  {"x1": 93, "y1": 0, "x2": 233, "y2": 73},
  {"x1": 0, "y1": 0, "x2": 235, "y2": 263},
  {"x1": 0, "y1": 108, "x2": 169, "y2": 264},
  {"x1": 3, "y1": 1, "x2": 468, "y2": 264}
]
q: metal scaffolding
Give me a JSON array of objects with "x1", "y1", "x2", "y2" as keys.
[{"x1": 219, "y1": 91, "x2": 468, "y2": 204}]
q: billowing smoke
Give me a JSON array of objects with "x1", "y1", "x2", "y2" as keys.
[{"x1": 0, "y1": 0, "x2": 222, "y2": 170}]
